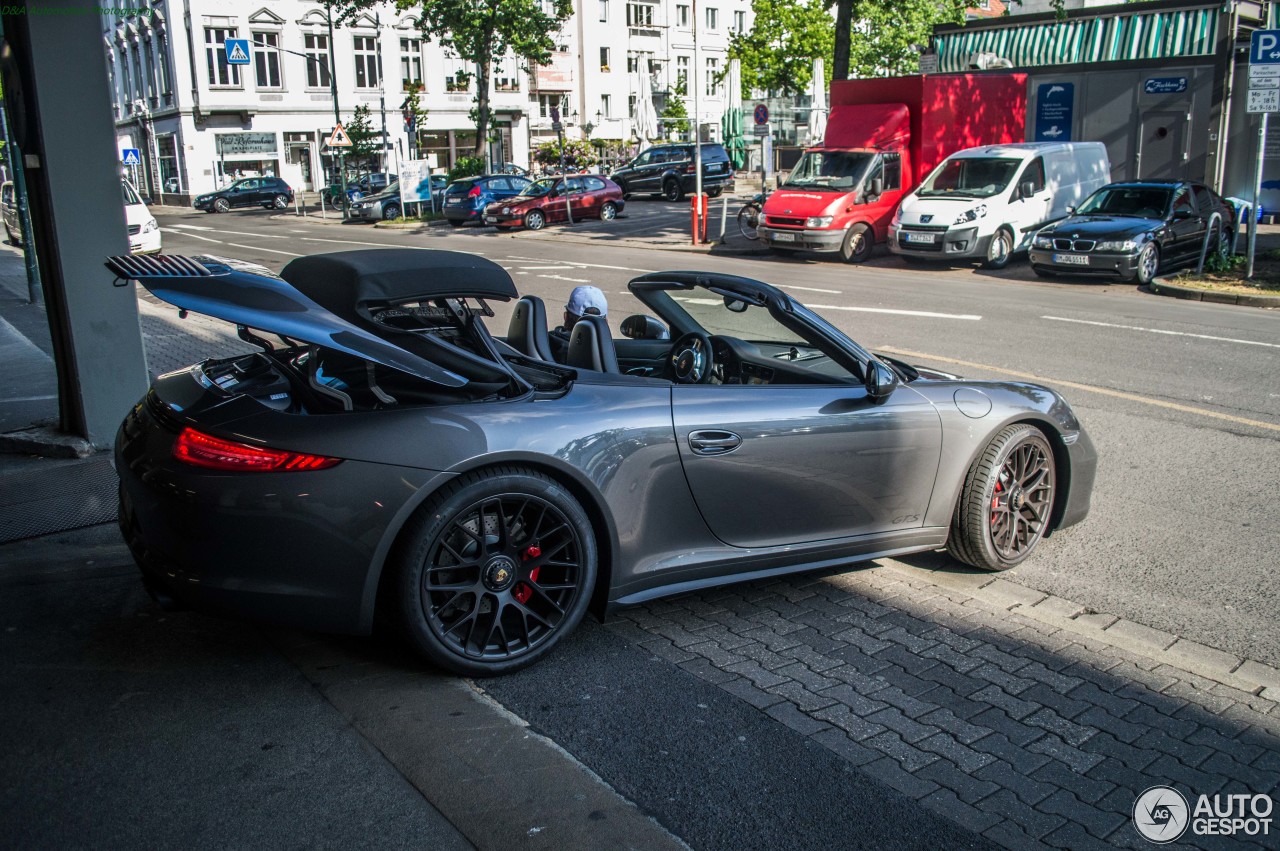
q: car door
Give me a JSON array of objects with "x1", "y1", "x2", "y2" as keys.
[
  {"x1": 632, "y1": 149, "x2": 659, "y2": 192},
  {"x1": 1009, "y1": 156, "x2": 1051, "y2": 246},
  {"x1": 543, "y1": 178, "x2": 571, "y2": 223},
  {"x1": 232, "y1": 179, "x2": 260, "y2": 208},
  {"x1": 1167, "y1": 185, "x2": 1203, "y2": 263},
  {"x1": 572, "y1": 176, "x2": 600, "y2": 218}
]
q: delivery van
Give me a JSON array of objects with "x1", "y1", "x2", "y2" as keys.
[{"x1": 889, "y1": 141, "x2": 1109, "y2": 269}]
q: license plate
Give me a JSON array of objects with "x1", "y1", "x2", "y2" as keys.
[
  {"x1": 772, "y1": 232, "x2": 796, "y2": 242},
  {"x1": 446, "y1": 198, "x2": 460, "y2": 206},
  {"x1": 1052, "y1": 253, "x2": 1089, "y2": 265},
  {"x1": 484, "y1": 216, "x2": 497, "y2": 223},
  {"x1": 905, "y1": 232, "x2": 936, "y2": 244}
]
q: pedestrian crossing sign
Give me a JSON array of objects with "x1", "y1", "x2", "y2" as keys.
[
  {"x1": 121, "y1": 148, "x2": 141, "y2": 166},
  {"x1": 326, "y1": 124, "x2": 353, "y2": 148},
  {"x1": 225, "y1": 39, "x2": 250, "y2": 65}
]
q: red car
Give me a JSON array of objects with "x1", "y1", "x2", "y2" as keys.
[{"x1": 484, "y1": 174, "x2": 625, "y2": 230}]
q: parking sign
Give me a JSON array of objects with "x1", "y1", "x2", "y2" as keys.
[{"x1": 1250, "y1": 30, "x2": 1280, "y2": 64}]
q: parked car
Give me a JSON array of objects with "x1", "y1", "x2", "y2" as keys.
[
  {"x1": 890, "y1": 142, "x2": 1111, "y2": 269},
  {"x1": 323, "y1": 172, "x2": 393, "y2": 208},
  {"x1": 106, "y1": 247, "x2": 1096, "y2": 676},
  {"x1": 4, "y1": 178, "x2": 160, "y2": 253},
  {"x1": 484, "y1": 174, "x2": 625, "y2": 230},
  {"x1": 442, "y1": 174, "x2": 533, "y2": 226},
  {"x1": 1028, "y1": 180, "x2": 1234, "y2": 285},
  {"x1": 194, "y1": 176, "x2": 294, "y2": 213},
  {"x1": 348, "y1": 181, "x2": 404, "y2": 222},
  {"x1": 610, "y1": 143, "x2": 734, "y2": 201},
  {"x1": 498, "y1": 162, "x2": 530, "y2": 176}
]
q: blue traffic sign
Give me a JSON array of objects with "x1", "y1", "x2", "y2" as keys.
[
  {"x1": 1250, "y1": 30, "x2": 1280, "y2": 64},
  {"x1": 224, "y1": 38, "x2": 251, "y2": 65},
  {"x1": 754, "y1": 104, "x2": 769, "y2": 125},
  {"x1": 121, "y1": 148, "x2": 141, "y2": 166}
]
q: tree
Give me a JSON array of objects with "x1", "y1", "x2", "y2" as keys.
[
  {"x1": 829, "y1": 0, "x2": 967, "y2": 81},
  {"x1": 532, "y1": 138, "x2": 598, "y2": 170},
  {"x1": 333, "y1": 0, "x2": 573, "y2": 163},
  {"x1": 729, "y1": 0, "x2": 834, "y2": 97},
  {"x1": 660, "y1": 79, "x2": 690, "y2": 140},
  {"x1": 344, "y1": 104, "x2": 381, "y2": 171}
]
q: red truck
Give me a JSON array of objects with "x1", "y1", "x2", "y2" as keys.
[{"x1": 758, "y1": 73, "x2": 1028, "y2": 262}]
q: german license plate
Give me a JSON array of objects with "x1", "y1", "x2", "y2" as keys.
[
  {"x1": 1053, "y1": 253, "x2": 1089, "y2": 265},
  {"x1": 484, "y1": 216, "x2": 497, "y2": 223},
  {"x1": 446, "y1": 198, "x2": 460, "y2": 206},
  {"x1": 905, "y1": 232, "x2": 936, "y2": 244},
  {"x1": 772, "y1": 232, "x2": 796, "y2": 242}
]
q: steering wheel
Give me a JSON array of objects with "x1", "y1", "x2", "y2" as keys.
[{"x1": 670, "y1": 331, "x2": 716, "y2": 384}]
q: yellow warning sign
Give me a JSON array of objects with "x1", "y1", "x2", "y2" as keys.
[{"x1": 327, "y1": 124, "x2": 353, "y2": 147}]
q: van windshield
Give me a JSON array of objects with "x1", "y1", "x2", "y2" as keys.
[
  {"x1": 917, "y1": 157, "x2": 1021, "y2": 198},
  {"x1": 782, "y1": 151, "x2": 873, "y2": 192}
]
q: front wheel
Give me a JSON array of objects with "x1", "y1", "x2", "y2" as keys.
[
  {"x1": 982, "y1": 227, "x2": 1014, "y2": 270},
  {"x1": 600, "y1": 202, "x2": 618, "y2": 221},
  {"x1": 393, "y1": 467, "x2": 597, "y2": 676},
  {"x1": 839, "y1": 223, "x2": 873, "y2": 263},
  {"x1": 1134, "y1": 242, "x2": 1159, "y2": 285},
  {"x1": 525, "y1": 209, "x2": 546, "y2": 230},
  {"x1": 737, "y1": 204, "x2": 761, "y2": 240},
  {"x1": 947, "y1": 424, "x2": 1057, "y2": 571},
  {"x1": 212, "y1": 198, "x2": 230, "y2": 213},
  {"x1": 382, "y1": 204, "x2": 401, "y2": 221},
  {"x1": 663, "y1": 179, "x2": 684, "y2": 203}
]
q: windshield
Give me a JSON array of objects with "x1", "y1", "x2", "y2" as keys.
[
  {"x1": 782, "y1": 151, "x2": 873, "y2": 192},
  {"x1": 1075, "y1": 186, "x2": 1172, "y2": 218},
  {"x1": 519, "y1": 178, "x2": 558, "y2": 198},
  {"x1": 917, "y1": 157, "x2": 1021, "y2": 198},
  {"x1": 122, "y1": 181, "x2": 142, "y2": 206}
]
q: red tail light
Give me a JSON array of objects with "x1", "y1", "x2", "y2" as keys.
[
  {"x1": 685, "y1": 164, "x2": 697, "y2": 174},
  {"x1": 173, "y1": 427, "x2": 341, "y2": 472},
  {"x1": 468, "y1": 186, "x2": 482, "y2": 198}
]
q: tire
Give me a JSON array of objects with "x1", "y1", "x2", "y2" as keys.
[
  {"x1": 383, "y1": 204, "x2": 401, "y2": 221},
  {"x1": 600, "y1": 202, "x2": 617, "y2": 221},
  {"x1": 1134, "y1": 242, "x2": 1159, "y2": 285},
  {"x1": 663, "y1": 179, "x2": 684, "y2": 202},
  {"x1": 392, "y1": 467, "x2": 597, "y2": 676},
  {"x1": 272, "y1": 194, "x2": 289, "y2": 210},
  {"x1": 947, "y1": 424, "x2": 1057, "y2": 572},
  {"x1": 737, "y1": 204, "x2": 761, "y2": 240},
  {"x1": 212, "y1": 197, "x2": 230, "y2": 213},
  {"x1": 707, "y1": 187, "x2": 723, "y2": 198},
  {"x1": 982, "y1": 227, "x2": 1014, "y2": 270},
  {"x1": 6, "y1": 225, "x2": 21, "y2": 247},
  {"x1": 525, "y1": 209, "x2": 546, "y2": 230},
  {"x1": 839, "y1": 223, "x2": 873, "y2": 263}
]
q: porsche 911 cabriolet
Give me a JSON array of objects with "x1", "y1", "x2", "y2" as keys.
[{"x1": 106, "y1": 249, "x2": 1096, "y2": 676}]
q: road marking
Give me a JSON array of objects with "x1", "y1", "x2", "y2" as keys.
[
  {"x1": 504, "y1": 255, "x2": 656, "y2": 273},
  {"x1": 513, "y1": 265, "x2": 578, "y2": 271},
  {"x1": 170, "y1": 224, "x2": 215, "y2": 231},
  {"x1": 172, "y1": 225, "x2": 286, "y2": 239},
  {"x1": 1042, "y1": 315, "x2": 1280, "y2": 350},
  {"x1": 778, "y1": 284, "x2": 842, "y2": 294},
  {"x1": 226, "y1": 242, "x2": 303, "y2": 257},
  {"x1": 538, "y1": 273, "x2": 591, "y2": 283},
  {"x1": 809, "y1": 304, "x2": 982, "y2": 321},
  {"x1": 169, "y1": 231, "x2": 224, "y2": 245},
  {"x1": 299, "y1": 236, "x2": 432, "y2": 248},
  {"x1": 877, "y1": 345, "x2": 1280, "y2": 434}
]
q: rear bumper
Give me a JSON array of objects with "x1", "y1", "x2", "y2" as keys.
[
  {"x1": 758, "y1": 225, "x2": 845, "y2": 252},
  {"x1": 1028, "y1": 247, "x2": 1139, "y2": 279},
  {"x1": 443, "y1": 205, "x2": 481, "y2": 222}
]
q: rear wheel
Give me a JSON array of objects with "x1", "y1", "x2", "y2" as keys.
[
  {"x1": 272, "y1": 194, "x2": 289, "y2": 210},
  {"x1": 982, "y1": 227, "x2": 1014, "y2": 270},
  {"x1": 525, "y1": 209, "x2": 546, "y2": 230},
  {"x1": 600, "y1": 202, "x2": 618, "y2": 221},
  {"x1": 947, "y1": 424, "x2": 1057, "y2": 571},
  {"x1": 707, "y1": 187, "x2": 723, "y2": 198},
  {"x1": 663, "y1": 179, "x2": 684, "y2": 202},
  {"x1": 393, "y1": 467, "x2": 597, "y2": 676},
  {"x1": 839, "y1": 223, "x2": 873, "y2": 263}
]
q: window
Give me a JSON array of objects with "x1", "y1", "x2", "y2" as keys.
[
  {"x1": 303, "y1": 34, "x2": 331, "y2": 88},
  {"x1": 627, "y1": 55, "x2": 638, "y2": 73},
  {"x1": 600, "y1": 46, "x2": 611, "y2": 72},
  {"x1": 601, "y1": 94, "x2": 612, "y2": 118},
  {"x1": 627, "y1": 2, "x2": 654, "y2": 27},
  {"x1": 155, "y1": 33, "x2": 172, "y2": 103},
  {"x1": 538, "y1": 93, "x2": 568, "y2": 118},
  {"x1": 705, "y1": 7, "x2": 718, "y2": 30},
  {"x1": 1172, "y1": 188, "x2": 1194, "y2": 216},
  {"x1": 445, "y1": 53, "x2": 470, "y2": 92},
  {"x1": 882, "y1": 153, "x2": 902, "y2": 191},
  {"x1": 252, "y1": 32, "x2": 281, "y2": 89},
  {"x1": 1019, "y1": 157, "x2": 1046, "y2": 195},
  {"x1": 628, "y1": 94, "x2": 636, "y2": 117},
  {"x1": 494, "y1": 55, "x2": 520, "y2": 91},
  {"x1": 599, "y1": 0, "x2": 608, "y2": 21},
  {"x1": 585, "y1": 176, "x2": 606, "y2": 191},
  {"x1": 676, "y1": 4, "x2": 689, "y2": 27},
  {"x1": 401, "y1": 38, "x2": 423, "y2": 90},
  {"x1": 733, "y1": 10, "x2": 745, "y2": 32},
  {"x1": 705, "y1": 57, "x2": 719, "y2": 97},
  {"x1": 204, "y1": 27, "x2": 240, "y2": 87},
  {"x1": 676, "y1": 55, "x2": 689, "y2": 90},
  {"x1": 353, "y1": 35, "x2": 380, "y2": 89}
]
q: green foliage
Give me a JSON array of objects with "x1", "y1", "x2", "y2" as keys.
[
  {"x1": 532, "y1": 138, "x2": 599, "y2": 170},
  {"x1": 660, "y1": 79, "x2": 690, "y2": 139},
  {"x1": 400, "y1": 82, "x2": 428, "y2": 149},
  {"x1": 344, "y1": 104, "x2": 381, "y2": 168},
  {"x1": 448, "y1": 156, "x2": 486, "y2": 182},
  {"x1": 729, "y1": 0, "x2": 834, "y2": 96},
  {"x1": 1204, "y1": 251, "x2": 1246, "y2": 274},
  {"x1": 830, "y1": 0, "x2": 967, "y2": 80}
]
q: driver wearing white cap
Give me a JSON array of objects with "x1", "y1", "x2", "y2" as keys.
[{"x1": 550, "y1": 285, "x2": 608, "y2": 362}]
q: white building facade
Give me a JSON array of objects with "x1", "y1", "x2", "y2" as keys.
[{"x1": 102, "y1": 0, "x2": 752, "y2": 199}]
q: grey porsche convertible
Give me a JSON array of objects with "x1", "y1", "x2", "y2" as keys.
[{"x1": 108, "y1": 249, "x2": 1095, "y2": 676}]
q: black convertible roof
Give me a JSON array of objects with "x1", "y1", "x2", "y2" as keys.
[{"x1": 281, "y1": 249, "x2": 518, "y2": 319}]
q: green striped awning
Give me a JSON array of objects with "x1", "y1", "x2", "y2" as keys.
[{"x1": 935, "y1": 7, "x2": 1219, "y2": 72}]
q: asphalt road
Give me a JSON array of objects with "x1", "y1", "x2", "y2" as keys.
[{"x1": 152, "y1": 205, "x2": 1280, "y2": 666}]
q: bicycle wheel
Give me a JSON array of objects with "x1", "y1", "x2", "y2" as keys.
[{"x1": 738, "y1": 203, "x2": 762, "y2": 240}]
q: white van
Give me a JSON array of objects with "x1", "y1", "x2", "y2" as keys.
[
  {"x1": 889, "y1": 142, "x2": 1110, "y2": 269},
  {"x1": 123, "y1": 179, "x2": 162, "y2": 254}
]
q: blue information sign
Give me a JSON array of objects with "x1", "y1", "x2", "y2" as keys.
[
  {"x1": 1034, "y1": 83, "x2": 1073, "y2": 142},
  {"x1": 224, "y1": 38, "x2": 251, "y2": 65},
  {"x1": 121, "y1": 148, "x2": 141, "y2": 165},
  {"x1": 1251, "y1": 30, "x2": 1280, "y2": 64},
  {"x1": 1144, "y1": 77, "x2": 1188, "y2": 95}
]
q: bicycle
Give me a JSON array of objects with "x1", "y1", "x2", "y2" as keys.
[{"x1": 737, "y1": 189, "x2": 770, "y2": 240}]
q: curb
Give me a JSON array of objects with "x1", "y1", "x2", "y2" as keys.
[
  {"x1": 372, "y1": 219, "x2": 449, "y2": 230},
  {"x1": 1147, "y1": 276, "x2": 1280, "y2": 307}
]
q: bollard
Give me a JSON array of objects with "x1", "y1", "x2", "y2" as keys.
[{"x1": 718, "y1": 193, "x2": 729, "y2": 243}]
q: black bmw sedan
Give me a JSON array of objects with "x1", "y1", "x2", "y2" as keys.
[{"x1": 1029, "y1": 180, "x2": 1234, "y2": 285}]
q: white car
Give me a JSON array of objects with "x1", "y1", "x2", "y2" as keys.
[{"x1": 124, "y1": 179, "x2": 161, "y2": 254}]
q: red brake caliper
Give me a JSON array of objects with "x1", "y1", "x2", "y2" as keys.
[
  {"x1": 513, "y1": 545, "x2": 541, "y2": 604},
  {"x1": 991, "y1": 479, "x2": 1003, "y2": 524}
]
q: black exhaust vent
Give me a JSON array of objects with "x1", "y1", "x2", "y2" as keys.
[{"x1": 105, "y1": 254, "x2": 215, "y2": 280}]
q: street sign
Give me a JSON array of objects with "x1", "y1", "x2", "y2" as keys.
[
  {"x1": 1250, "y1": 30, "x2": 1280, "y2": 64},
  {"x1": 1251, "y1": 77, "x2": 1280, "y2": 90},
  {"x1": 753, "y1": 104, "x2": 769, "y2": 125},
  {"x1": 121, "y1": 148, "x2": 141, "y2": 165},
  {"x1": 1250, "y1": 64, "x2": 1280, "y2": 82},
  {"x1": 1247, "y1": 88, "x2": 1280, "y2": 113},
  {"x1": 224, "y1": 38, "x2": 250, "y2": 66},
  {"x1": 752, "y1": 123, "x2": 768, "y2": 137},
  {"x1": 326, "y1": 124, "x2": 353, "y2": 147}
]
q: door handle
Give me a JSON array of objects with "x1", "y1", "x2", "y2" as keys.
[{"x1": 688, "y1": 430, "x2": 742, "y2": 456}]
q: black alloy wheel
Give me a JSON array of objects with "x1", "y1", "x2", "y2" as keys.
[
  {"x1": 663, "y1": 179, "x2": 684, "y2": 202},
  {"x1": 947, "y1": 424, "x2": 1056, "y2": 571},
  {"x1": 394, "y1": 468, "x2": 597, "y2": 676}
]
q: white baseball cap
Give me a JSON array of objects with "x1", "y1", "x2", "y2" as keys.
[{"x1": 565, "y1": 285, "x2": 608, "y2": 317}]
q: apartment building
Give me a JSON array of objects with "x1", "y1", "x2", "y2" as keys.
[{"x1": 103, "y1": 0, "x2": 751, "y2": 199}]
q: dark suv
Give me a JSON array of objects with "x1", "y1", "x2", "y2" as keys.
[
  {"x1": 610, "y1": 143, "x2": 734, "y2": 201},
  {"x1": 194, "y1": 176, "x2": 294, "y2": 213},
  {"x1": 442, "y1": 175, "x2": 533, "y2": 225}
]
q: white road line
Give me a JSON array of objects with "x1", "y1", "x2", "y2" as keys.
[
  {"x1": 538, "y1": 273, "x2": 591, "y2": 283},
  {"x1": 170, "y1": 224, "x2": 215, "y2": 231},
  {"x1": 807, "y1": 303, "x2": 982, "y2": 321},
  {"x1": 513, "y1": 265, "x2": 577, "y2": 271},
  {"x1": 777, "y1": 284, "x2": 842, "y2": 294},
  {"x1": 169, "y1": 231, "x2": 224, "y2": 244},
  {"x1": 299, "y1": 236, "x2": 430, "y2": 248},
  {"x1": 504, "y1": 255, "x2": 655, "y2": 273},
  {"x1": 226, "y1": 242, "x2": 303, "y2": 257},
  {"x1": 1042, "y1": 315, "x2": 1280, "y2": 350}
]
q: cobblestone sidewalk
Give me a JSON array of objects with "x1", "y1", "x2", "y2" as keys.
[{"x1": 609, "y1": 564, "x2": 1280, "y2": 850}]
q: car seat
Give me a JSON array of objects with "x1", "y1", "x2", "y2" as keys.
[
  {"x1": 505, "y1": 295, "x2": 554, "y2": 361},
  {"x1": 565, "y1": 314, "x2": 619, "y2": 373}
]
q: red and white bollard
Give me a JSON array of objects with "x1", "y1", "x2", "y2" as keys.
[{"x1": 690, "y1": 193, "x2": 708, "y2": 245}]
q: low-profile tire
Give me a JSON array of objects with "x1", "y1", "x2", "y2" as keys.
[
  {"x1": 982, "y1": 227, "x2": 1014, "y2": 270},
  {"x1": 1134, "y1": 242, "x2": 1159, "y2": 285},
  {"x1": 212, "y1": 197, "x2": 230, "y2": 213},
  {"x1": 272, "y1": 194, "x2": 289, "y2": 210},
  {"x1": 524, "y1": 209, "x2": 546, "y2": 230},
  {"x1": 393, "y1": 466, "x2": 597, "y2": 676},
  {"x1": 600, "y1": 201, "x2": 618, "y2": 221},
  {"x1": 663, "y1": 179, "x2": 684, "y2": 202},
  {"x1": 382, "y1": 203, "x2": 401, "y2": 221},
  {"x1": 947, "y1": 423, "x2": 1057, "y2": 572},
  {"x1": 839, "y1": 223, "x2": 873, "y2": 263}
]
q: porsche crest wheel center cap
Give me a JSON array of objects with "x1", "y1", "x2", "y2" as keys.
[
  {"x1": 483, "y1": 555, "x2": 518, "y2": 592},
  {"x1": 1010, "y1": 487, "x2": 1026, "y2": 510}
]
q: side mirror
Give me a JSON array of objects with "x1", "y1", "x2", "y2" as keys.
[
  {"x1": 1066, "y1": 204, "x2": 1076, "y2": 214},
  {"x1": 620, "y1": 314, "x2": 670, "y2": 340},
  {"x1": 870, "y1": 177, "x2": 884, "y2": 197},
  {"x1": 1172, "y1": 209, "x2": 1194, "y2": 220},
  {"x1": 865, "y1": 358, "x2": 899, "y2": 403},
  {"x1": 1020, "y1": 181, "x2": 1036, "y2": 199},
  {"x1": 723, "y1": 296, "x2": 749, "y2": 313}
]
